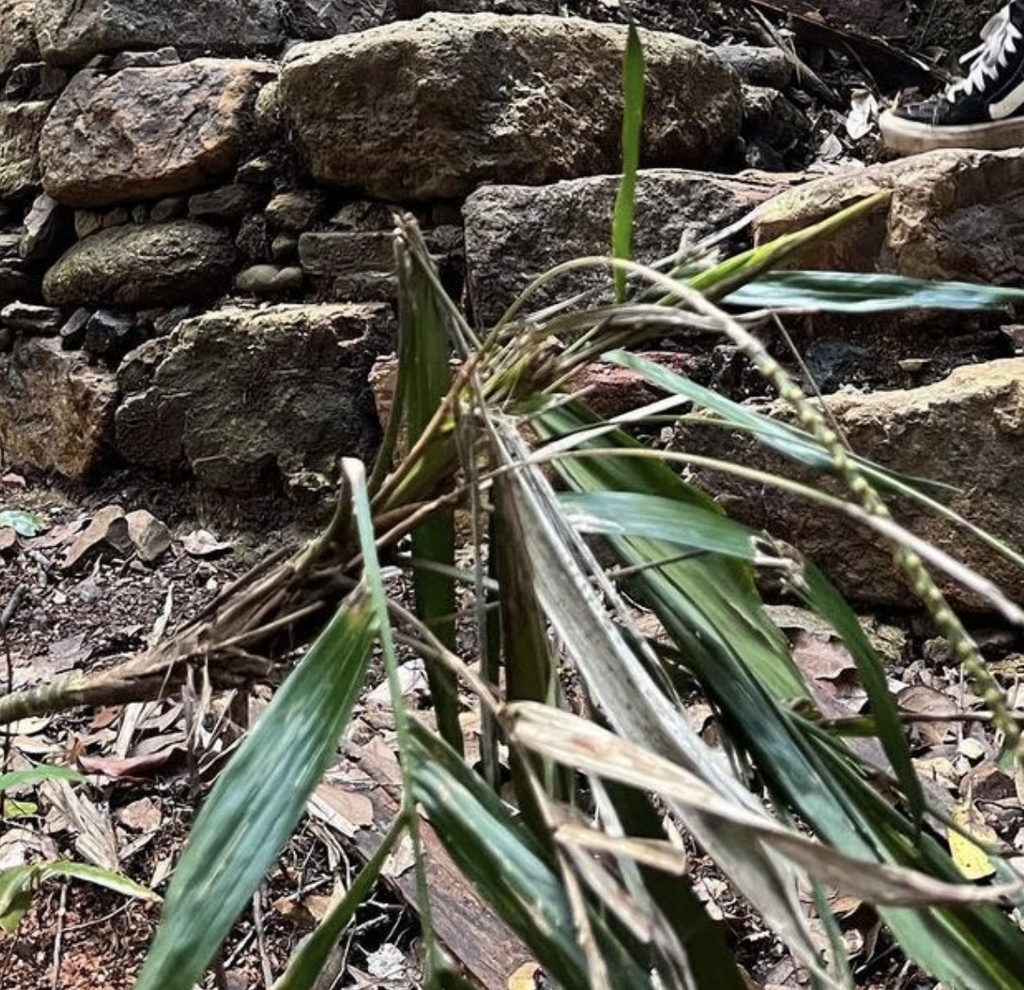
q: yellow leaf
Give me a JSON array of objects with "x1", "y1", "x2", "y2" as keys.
[
  {"x1": 948, "y1": 799, "x2": 997, "y2": 880},
  {"x1": 508, "y1": 961, "x2": 540, "y2": 990}
]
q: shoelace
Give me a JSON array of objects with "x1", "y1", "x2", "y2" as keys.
[{"x1": 946, "y1": 6, "x2": 1024, "y2": 100}]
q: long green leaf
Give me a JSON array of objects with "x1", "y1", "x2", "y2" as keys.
[
  {"x1": 533, "y1": 398, "x2": 1024, "y2": 990},
  {"x1": 135, "y1": 592, "x2": 377, "y2": 990},
  {"x1": 397, "y1": 200, "x2": 462, "y2": 756},
  {"x1": 272, "y1": 819, "x2": 404, "y2": 990},
  {"x1": 613, "y1": 23, "x2": 644, "y2": 303},
  {"x1": 0, "y1": 765, "x2": 83, "y2": 791},
  {"x1": 725, "y1": 270, "x2": 1024, "y2": 312},
  {"x1": 560, "y1": 490, "x2": 759, "y2": 560},
  {"x1": 408, "y1": 722, "x2": 652, "y2": 990},
  {"x1": 494, "y1": 474, "x2": 570, "y2": 833},
  {"x1": 0, "y1": 860, "x2": 154, "y2": 932},
  {"x1": 559, "y1": 489, "x2": 923, "y2": 823},
  {"x1": 686, "y1": 192, "x2": 890, "y2": 302},
  {"x1": 799, "y1": 563, "x2": 924, "y2": 824},
  {"x1": 606, "y1": 349, "x2": 951, "y2": 495}
]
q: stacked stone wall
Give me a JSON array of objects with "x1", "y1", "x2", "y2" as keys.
[
  {"x1": 3, "y1": 0, "x2": 1023, "y2": 610},
  {"x1": 0, "y1": 0, "x2": 752, "y2": 504}
]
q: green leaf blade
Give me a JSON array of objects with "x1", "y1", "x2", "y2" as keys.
[
  {"x1": 726, "y1": 270, "x2": 1024, "y2": 313},
  {"x1": 135, "y1": 593, "x2": 377, "y2": 990},
  {"x1": 613, "y1": 23, "x2": 644, "y2": 303}
]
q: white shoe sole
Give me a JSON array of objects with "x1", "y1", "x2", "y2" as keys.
[{"x1": 879, "y1": 108, "x2": 1024, "y2": 155}]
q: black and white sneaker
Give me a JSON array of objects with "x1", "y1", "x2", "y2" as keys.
[{"x1": 880, "y1": 2, "x2": 1024, "y2": 154}]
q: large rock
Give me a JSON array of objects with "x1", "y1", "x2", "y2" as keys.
[
  {"x1": 280, "y1": 13, "x2": 743, "y2": 201},
  {"x1": 285, "y1": 0, "x2": 388, "y2": 37},
  {"x1": 0, "y1": 100, "x2": 50, "y2": 199},
  {"x1": 43, "y1": 221, "x2": 234, "y2": 307},
  {"x1": 33, "y1": 0, "x2": 284, "y2": 65},
  {"x1": 676, "y1": 358, "x2": 1024, "y2": 610},
  {"x1": 0, "y1": 0, "x2": 39, "y2": 75},
  {"x1": 39, "y1": 59, "x2": 276, "y2": 207},
  {"x1": 464, "y1": 168, "x2": 787, "y2": 327},
  {"x1": 754, "y1": 148, "x2": 1024, "y2": 285},
  {"x1": 0, "y1": 338, "x2": 118, "y2": 478},
  {"x1": 115, "y1": 304, "x2": 395, "y2": 498}
]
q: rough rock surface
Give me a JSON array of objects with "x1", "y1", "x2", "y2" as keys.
[
  {"x1": 43, "y1": 221, "x2": 234, "y2": 307},
  {"x1": 0, "y1": 0, "x2": 39, "y2": 75},
  {"x1": 0, "y1": 338, "x2": 118, "y2": 478},
  {"x1": 33, "y1": 0, "x2": 284, "y2": 65},
  {"x1": 754, "y1": 148, "x2": 1024, "y2": 285},
  {"x1": 0, "y1": 100, "x2": 50, "y2": 199},
  {"x1": 676, "y1": 358, "x2": 1024, "y2": 609},
  {"x1": 39, "y1": 59, "x2": 276, "y2": 207},
  {"x1": 280, "y1": 13, "x2": 743, "y2": 200},
  {"x1": 286, "y1": 0, "x2": 389, "y2": 37},
  {"x1": 464, "y1": 168, "x2": 787, "y2": 326},
  {"x1": 115, "y1": 304, "x2": 395, "y2": 497}
]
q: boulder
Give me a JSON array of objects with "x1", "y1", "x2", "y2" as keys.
[
  {"x1": 264, "y1": 191, "x2": 325, "y2": 232},
  {"x1": 43, "y1": 221, "x2": 234, "y2": 308},
  {"x1": 463, "y1": 168, "x2": 787, "y2": 327},
  {"x1": 3, "y1": 62, "x2": 70, "y2": 102},
  {"x1": 0, "y1": 100, "x2": 50, "y2": 199},
  {"x1": 33, "y1": 0, "x2": 284, "y2": 66},
  {"x1": 233, "y1": 264, "x2": 304, "y2": 297},
  {"x1": 299, "y1": 231, "x2": 395, "y2": 274},
  {"x1": 39, "y1": 59, "x2": 276, "y2": 207},
  {"x1": 675, "y1": 358, "x2": 1024, "y2": 610},
  {"x1": 0, "y1": 0, "x2": 39, "y2": 75},
  {"x1": 115, "y1": 304, "x2": 396, "y2": 498},
  {"x1": 285, "y1": 0, "x2": 388, "y2": 37},
  {"x1": 754, "y1": 148, "x2": 1024, "y2": 285},
  {"x1": 1, "y1": 301, "x2": 62, "y2": 334},
  {"x1": 20, "y1": 192, "x2": 67, "y2": 262},
  {"x1": 0, "y1": 337, "x2": 118, "y2": 478},
  {"x1": 280, "y1": 13, "x2": 743, "y2": 201}
]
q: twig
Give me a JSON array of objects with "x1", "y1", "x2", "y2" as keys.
[
  {"x1": 749, "y1": 7, "x2": 842, "y2": 108},
  {"x1": 822, "y1": 709, "x2": 1024, "y2": 731},
  {"x1": 0, "y1": 582, "x2": 27, "y2": 631},
  {"x1": 222, "y1": 926, "x2": 256, "y2": 969},
  {"x1": 1, "y1": 633, "x2": 13, "y2": 774},
  {"x1": 0, "y1": 923, "x2": 18, "y2": 985},
  {"x1": 60, "y1": 900, "x2": 131, "y2": 935},
  {"x1": 252, "y1": 889, "x2": 274, "y2": 989},
  {"x1": 50, "y1": 880, "x2": 68, "y2": 990}
]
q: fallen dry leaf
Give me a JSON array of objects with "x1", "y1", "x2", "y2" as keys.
[
  {"x1": 115, "y1": 797, "x2": 163, "y2": 833},
  {"x1": 180, "y1": 528, "x2": 233, "y2": 558},
  {"x1": 898, "y1": 685, "x2": 959, "y2": 747},
  {"x1": 62, "y1": 504, "x2": 125, "y2": 570},
  {"x1": 308, "y1": 781, "x2": 376, "y2": 837},
  {"x1": 78, "y1": 745, "x2": 184, "y2": 781},
  {"x1": 949, "y1": 799, "x2": 999, "y2": 880},
  {"x1": 41, "y1": 778, "x2": 120, "y2": 871}
]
